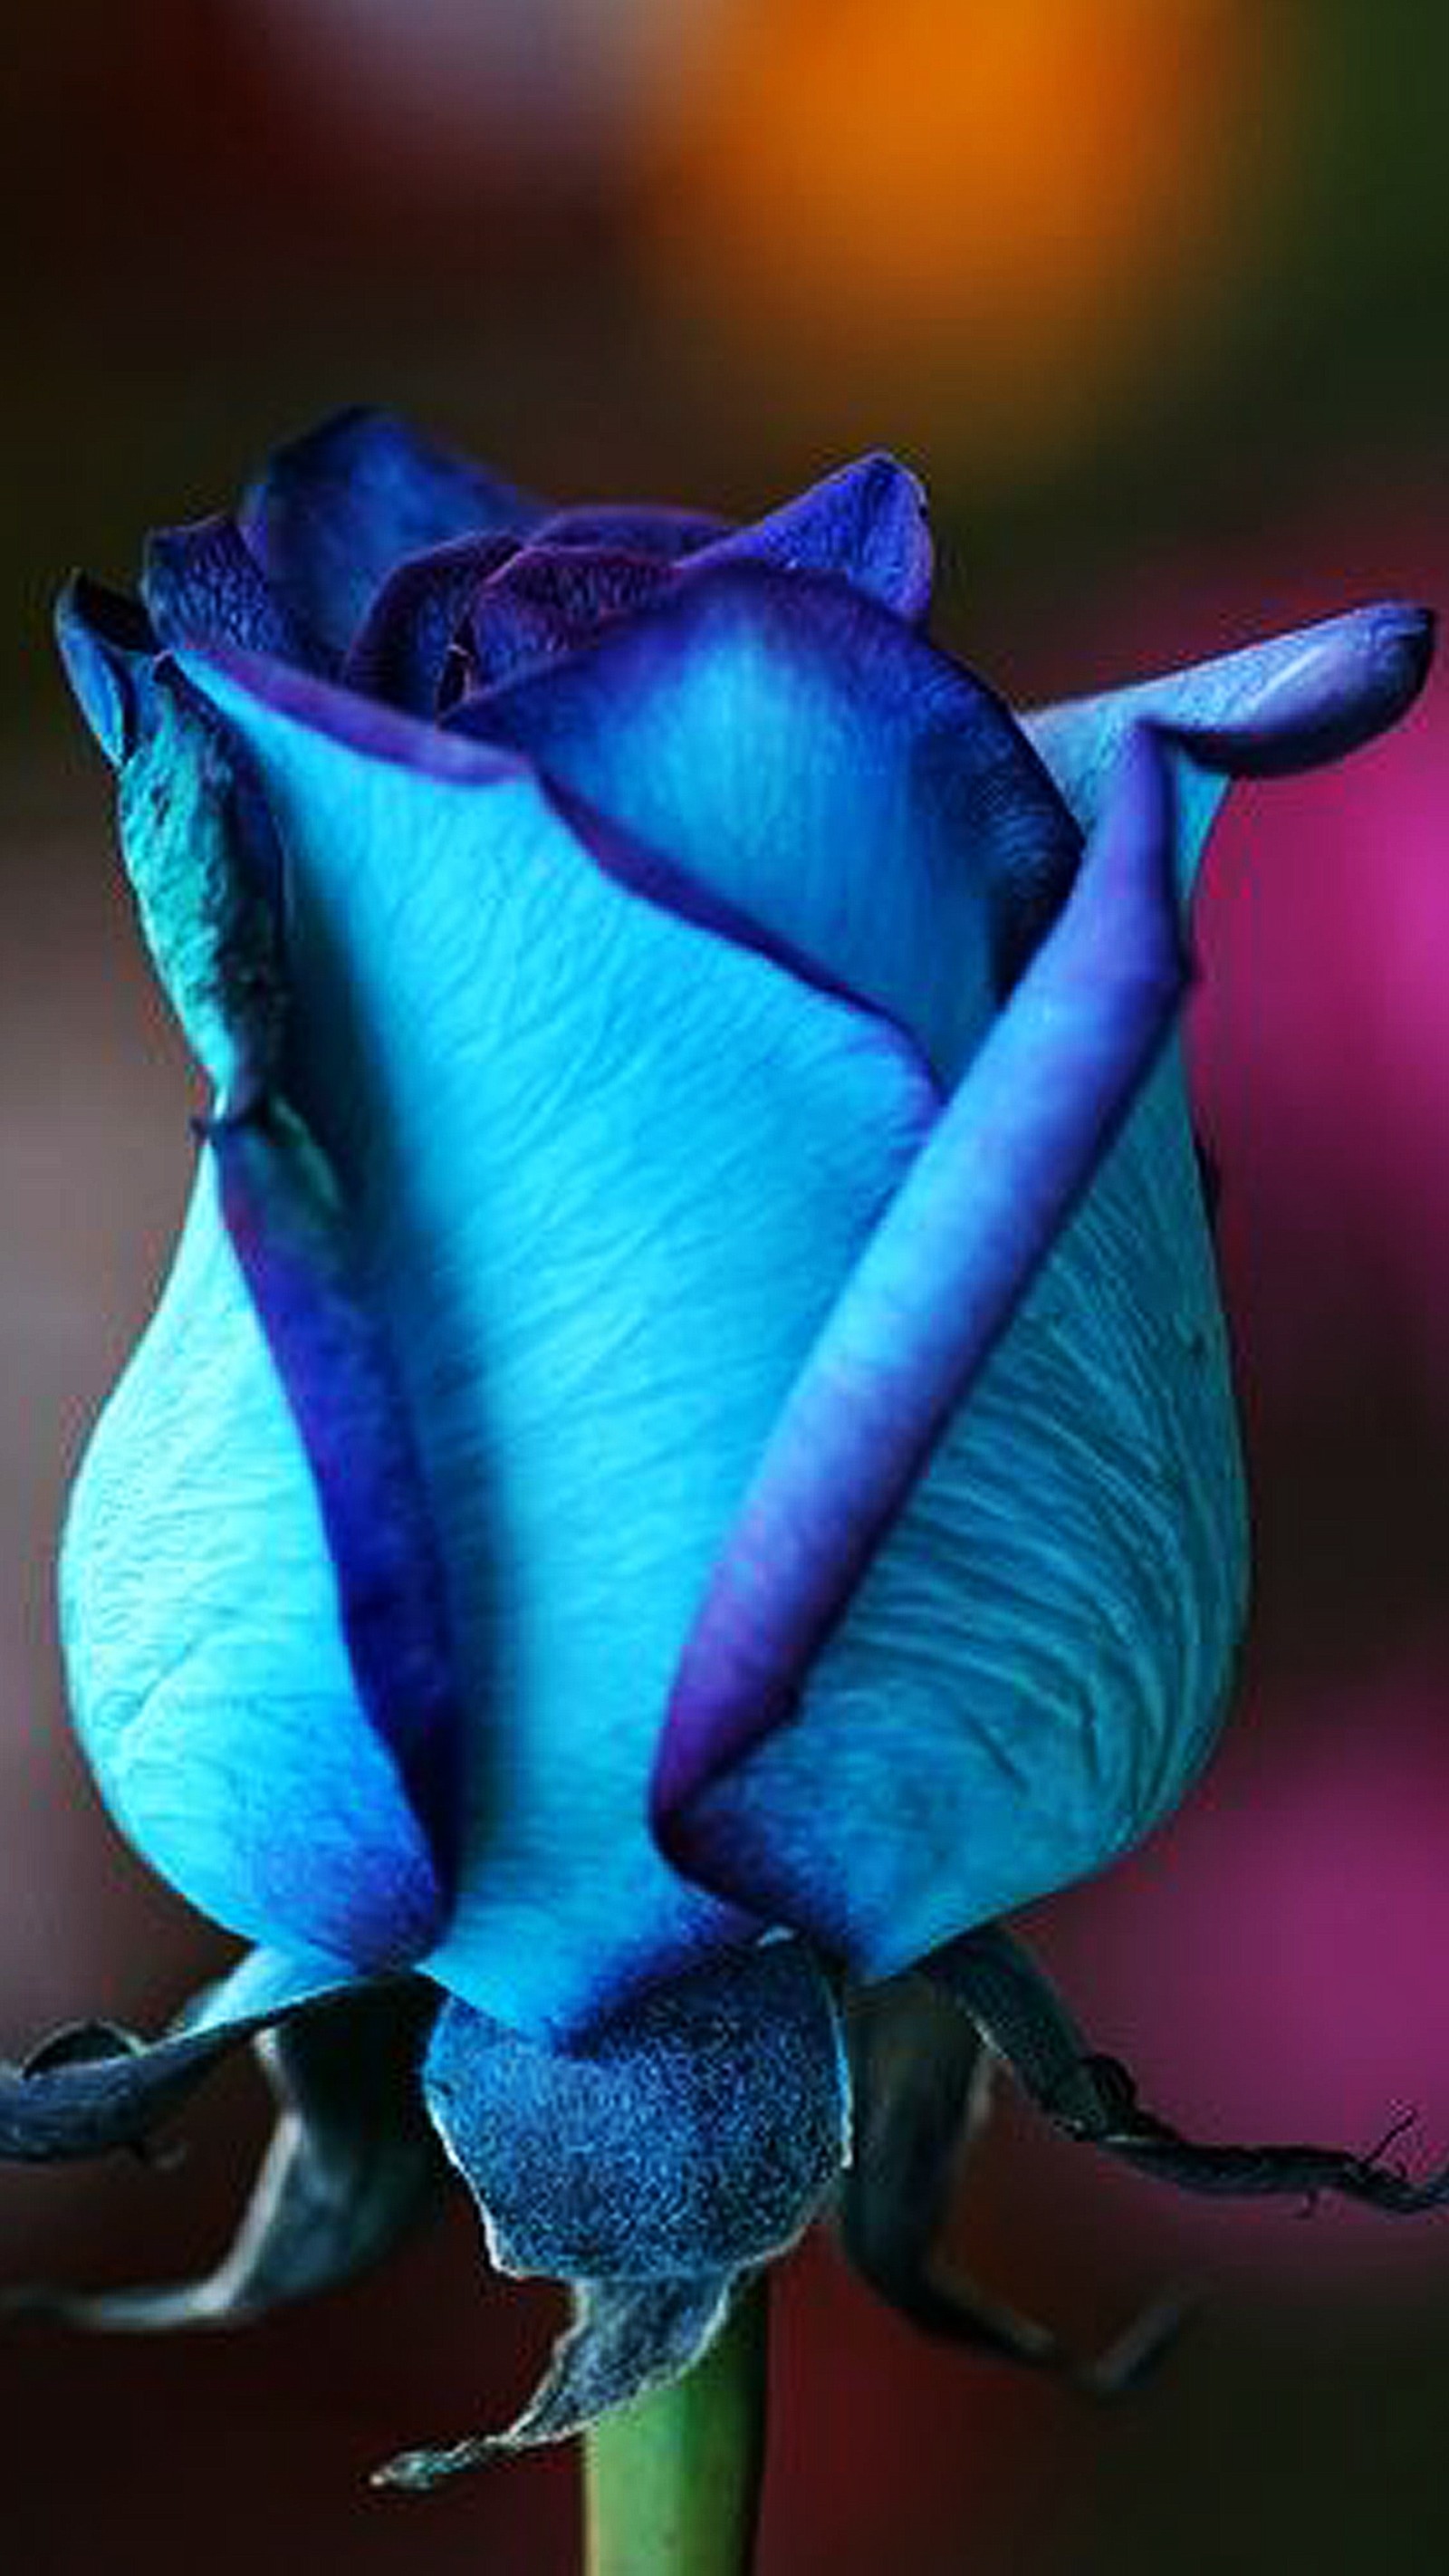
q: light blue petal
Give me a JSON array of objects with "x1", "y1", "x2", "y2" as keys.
[
  {"x1": 649, "y1": 729, "x2": 1238, "y2": 1971},
  {"x1": 61, "y1": 1161, "x2": 446, "y2": 1970},
  {"x1": 179, "y1": 647, "x2": 937, "y2": 2038},
  {"x1": 1023, "y1": 601, "x2": 1434, "y2": 898},
  {"x1": 459, "y1": 563, "x2": 1080, "y2": 1083},
  {"x1": 648, "y1": 1021, "x2": 1244, "y2": 1976}
]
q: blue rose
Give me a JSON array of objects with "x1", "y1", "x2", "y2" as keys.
[{"x1": 10, "y1": 409, "x2": 1439, "y2": 2477}]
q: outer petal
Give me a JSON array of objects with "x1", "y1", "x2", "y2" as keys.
[
  {"x1": 238, "y1": 408, "x2": 542, "y2": 660},
  {"x1": 54, "y1": 575, "x2": 158, "y2": 766},
  {"x1": 653, "y1": 732, "x2": 1238, "y2": 1975},
  {"x1": 686, "y1": 451, "x2": 934, "y2": 620},
  {"x1": 143, "y1": 516, "x2": 322, "y2": 669},
  {"x1": 62, "y1": 1162, "x2": 446, "y2": 1970},
  {"x1": 1023, "y1": 601, "x2": 1435, "y2": 884},
  {"x1": 457, "y1": 563, "x2": 1080, "y2": 1081},
  {"x1": 67, "y1": 658, "x2": 460, "y2": 1966},
  {"x1": 178, "y1": 646, "x2": 938, "y2": 2037}
]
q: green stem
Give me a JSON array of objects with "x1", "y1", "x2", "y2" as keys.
[{"x1": 582, "y1": 2277, "x2": 770, "y2": 2576}]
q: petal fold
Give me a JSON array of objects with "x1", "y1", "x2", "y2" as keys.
[
  {"x1": 341, "y1": 530, "x2": 519, "y2": 714},
  {"x1": 652, "y1": 726, "x2": 1190, "y2": 1957},
  {"x1": 204, "y1": 1100, "x2": 468, "y2": 1882},
  {"x1": 1024, "y1": 601, "x2": 1435, "y2": 895}
]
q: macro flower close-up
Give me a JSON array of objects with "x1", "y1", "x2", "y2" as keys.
[{"x1": 3, "y1": 407, "x2": 1440, "y2": 2545}]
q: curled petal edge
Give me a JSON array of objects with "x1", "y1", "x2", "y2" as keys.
[{"x1": 651, "y1": 723, "x2": 1187, "y2": 1896}]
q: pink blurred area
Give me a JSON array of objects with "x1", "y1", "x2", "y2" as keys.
[{"x1": 2, "y1": 1, "x2": 1448, "y2": 2570}]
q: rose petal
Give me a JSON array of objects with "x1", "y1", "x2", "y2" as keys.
[
  {"x1": 143, "y1": 515, "x2": 322, "y2": 668},
  {"x1": 459, "y1": 543, "x2": 675, "y2": 694},
  {"x1": 456, "y1": 562, "x2": 1080, "y2": 1082},
  {"x1": 179, "y1": 646, "x2": 938, "y2": 2035},
  {"x1": 238, "y1": 407, "x2": 541, "y2": 660},
  {"x1": 528, "y1": 501, "x2": 730, "y2": 560},
  {"x1": 342, "y1": 530, "x2": 520, "y2": 714},
  {"x1": 686, "y1": 451, "x2": 934, "y2": 620},
  {"x1": 62, "y1": 1162, "x2": 447, "y2": 1971},
  {"x1": 1024, "y1": 601, "x2": 1435, "y2": 886},
  {"x1": 652, "y1": 730, "x2": 1233, "y2": 1975},
  {"x1": 53, "y1": 574, "x2": 158, "y2": 765}
]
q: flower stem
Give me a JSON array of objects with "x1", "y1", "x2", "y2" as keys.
[{"x1": 582, "y1": 2277, "x2": 770, "y2": 2576}]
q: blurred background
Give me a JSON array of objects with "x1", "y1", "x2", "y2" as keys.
[{"x1": 2, "y1": 2, "x2": 1447, "y2": 2568}]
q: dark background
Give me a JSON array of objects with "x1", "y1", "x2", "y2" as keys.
[{"x1": 2, "y1": 4, "x2": 1448, "y2": 2568}]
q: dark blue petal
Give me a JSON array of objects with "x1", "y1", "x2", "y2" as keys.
[
  {"x1": 206, "y1": 1101, "x2": 468, "y2": 1883},
  {"x1": 653, "y1": 730, "x2": 1206, "y2": 1971},
  {"x1": 456, "y1": 562, "x2": 1079, "y2": 1084},
  {"x1": 143, "y1": 516, "x2": 322, "y2": 668},
  {"x1": 687, "y1": 452, "x2": 933, "y2": 620},
  {"x1": 1024, "y1": 601, "x2": 1435, "y2": 890},
  {"x1": 239, "y1": 408, "x2": 542, "y2": 659},
  {"x1": 528, "y1": 501, "x2": 730, "y2": 560},
  {"x1": 458, "y1": 543, "x2": 674, "y2": 695},
  {"x1": 423, "y1": 1941, "x2": 848, "y2": 2279},
  {"x1": 53, "y1": 575, "x2": 158, "y2": 766},
  {"x1": 342, "y1": 530, "x2": 520, "y2": 713}
]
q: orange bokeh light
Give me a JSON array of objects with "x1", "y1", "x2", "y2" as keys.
[{"x1": 644, "y1": 0, "x2": 1290, "y2": 461}]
